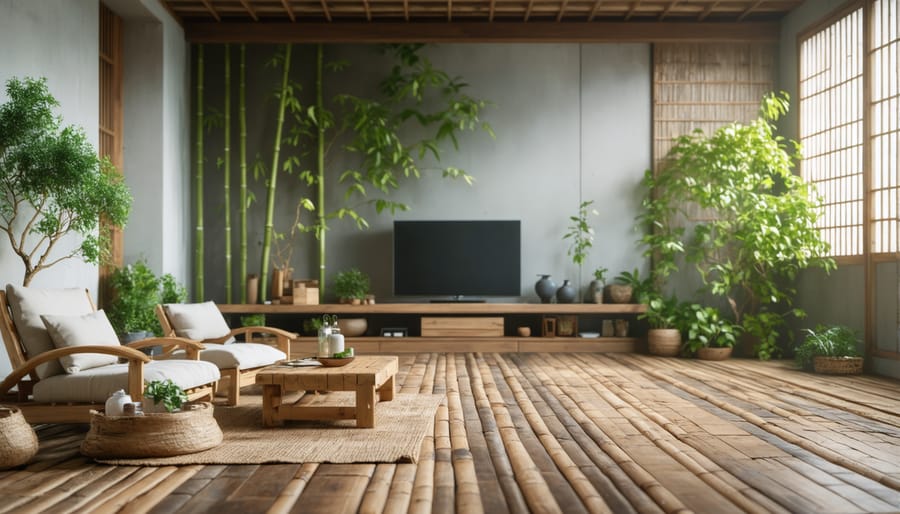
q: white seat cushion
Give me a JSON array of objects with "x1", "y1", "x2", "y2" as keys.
[
  {"x1": 198, "y1": 342, "x2": 286, "y2": 369},
  {"x1": 164, "y1": 302, "x2": 235, "y2": 344},
  {"x1": 41, "y1": 309, "x2": 120, "y2": 373},
  {"x1": 32, "y1": 360, "x2": 221, "y2": 404},
  {"x1": 5, "y1": 285, "x2": 95, "y2": 378}
]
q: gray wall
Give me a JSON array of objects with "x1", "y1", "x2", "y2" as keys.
[
  {"x1": 0, "y1": 0, "x2": 191, "y2": 379},
  {"x1": 779, "y1": 0, "x2": 899, "y2": 378},
  {"x1": 196, "y1": 43, "x2": 652, "y2": 304}
]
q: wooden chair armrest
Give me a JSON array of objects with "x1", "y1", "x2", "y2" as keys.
[
  {"x1": 124, "y1": 337, "x2": 206, "y2": 360},
  {"x1": 228, "y1": 326, "x2": 297, "y2": 356},
  {"x1": 0, "y1": 345, "x2": 151, "y2": 396}
]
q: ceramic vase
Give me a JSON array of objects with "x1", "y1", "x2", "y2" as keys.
[
  {"x1": 556, "y1": 280, "x2": 576, "y2": 303},
  {"x1": 534, "y1": 275, "x2": 557, "y2": 304}
]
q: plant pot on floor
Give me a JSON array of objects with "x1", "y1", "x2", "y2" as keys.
[
  {"x1": 813, "y1": 356, "x2": 863, "y2": 375},
  {"x1": 697, "y1": 347, "x2": 733, "y2": 361},
  {"x1": 648, "y1": 329, "x2": 681, "y2": 357}
]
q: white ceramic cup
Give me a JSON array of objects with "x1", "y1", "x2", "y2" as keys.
[{"x1": 327, "y1": 333, "x2": 345, "y2": 356}]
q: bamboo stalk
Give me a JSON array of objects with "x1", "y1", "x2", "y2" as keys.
[
  {"x1": 259, "y1": 43, "x2": 292, "y2": 302},
  {"x1": 224, "y1": 43, "x2": 233, "y2": 303},
  {"x1": 194, "y1": 44, "x2": 205, "y2": 301},
  {"x1": 315, "y1": 43, "x2": 326, "y2": 300},
  {"x1": 239, "y1": 44, "x2": 248, "y2": 303}
]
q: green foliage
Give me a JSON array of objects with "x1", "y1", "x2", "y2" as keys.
[
  {"x1": 240, "y1": 314, "x2": 266, "y2": 327},
  {"x1": 681, "y1": 304, "x2": 741, "y2": 354},
  {"x1": 563, "y1": 200, "x2": 597, "y2": 266},
  {"x1": 794, "y1": 324, "x2": 860, "y2": 370},
  {"x1": 614, "y1": 268, "x2": 653, "y2": 304},
  {"x1": 143, "y1": 379, "x2": 188, "y2": 413},
  {"x1": 291, "y1": 44, "x2": 493, "y2": 296},
  {"x1": 637, "y1": 92, "x2": 835, "y2": 359},
  {"x1": 592, "y1": 267, "x2": 608, "y2": 284},
  {"x1": 333, "y1": 268, "x2": 370, "y2": 300},
  {"x1": 107, "y1": 261, "x2": 186, "y2": 335},
  {"x1": 0, "y1": 77, "x2": 132, "y2": 285},
  {"x1": 639, "y1": 295, "x2": 682, "y2": 330}
]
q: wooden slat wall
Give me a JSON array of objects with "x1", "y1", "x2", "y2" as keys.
[
  {"x1": 98, "y1": 3, "x2": 124, "y2": 304},
  {"x1": 652, "y1": 42, "x2": 776, "y2": 219},
  {"x1": 870, "y1": 0, "x2": 899, "y2": 256}
]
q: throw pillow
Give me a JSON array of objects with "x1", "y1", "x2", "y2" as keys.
[
  {"x1": 5, "y1": 284, "x2": 95, "y2": 378},
  {"x1": 41, "y1": 309, "x2": 121, "y2": 374},
  {"x1": 164, "y1": 301, "x2": 235, "y2": 344}
]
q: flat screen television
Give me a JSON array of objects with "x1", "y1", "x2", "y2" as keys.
[{"x1": 393, "y1": 220, "x2": 521, "y2": 299}]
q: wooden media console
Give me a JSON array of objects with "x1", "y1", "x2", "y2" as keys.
[{"x1": 219, "y1": 303, "x2": 648, "y2": 355}]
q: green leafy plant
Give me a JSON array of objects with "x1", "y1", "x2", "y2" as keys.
[
  {"x1": 333, "y1": 268, "x2": 370, "y2": 301},
  {"x1": 794, "y1": 324, "x2": 860, "y2": 370},
  {"x1": 614, "y1": 268, "x2": 653, "y2": 304},
  {"x1": 107, "y1": 261, "x2": 186, "y2": 336},
  {"x1": 639, "y1": 295, "x2": 682, "y2": 329},
  {"x1": 0, "y1": 77, "x2": 132, "y2": 285},
  {"x1": 240, "y1": 314, "x2": 266, "y2": 328},
  {"x1": 637, "y1": 92, "x2": 835, "y2": 359},
  {"x1": 592, "y1": 267, "x2": 608, "y2": 284},
  {"x1": 681, "y1": 304, "x2": 741, "y2": 354},
  {"x1": 143, "y1": 379, "x2": 189, "y2": 413},
  {"x1": 564, "y1": 200, "x2": 597, "y2": 267}
]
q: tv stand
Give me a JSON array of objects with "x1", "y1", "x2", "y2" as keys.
[
  {"x1": 430, "y1": 296, "x2": 486, "y2": 303},
  {"x1": 218, "y1": 303, "x2": 647, "y2": 354}
]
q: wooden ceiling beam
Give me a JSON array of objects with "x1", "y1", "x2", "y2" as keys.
[
  {"x1": 320, "y1": 0, "x2": 333, "y2": 21},
  {"x1": 556, "y1": 0, "x2": 570, "y2": 22},
  {"x1": 524, "y1": 0, "x2": 535, "y2": 22},
  {"x1": 489, "y1": 0, "x2": 496, "y2": 22},
  {"x1": 238, "y1": 0, "x2": 259, "y2": 22},
  {"x1": 738, "y1": 0, "x2": 764, "y2": 22},
  {"x1": 624, "y1": 0, "x2": 640, "y2": 21},
  {"x1": 403, "y1": 0, "x2": 410, "y2": 21},
  {"x1": 698, "y1": 1, "x2": 720, "y2": 22},
  {"x1": 183, "y1": 20, "x2": 781, "y2": 43},
  {"x1": 281, "y1": 0, "x2": 297, "y2": 22},
  {"x1": 659, "y1": 0, "x2": 679, "y2": 21},
  {"x1": 362, "y1": 0, "x2": 372, "y2": 21},
  {"x1": 199, "y1": 0, "x2": 220, "y2": 22},
  {"x1": 447, "y1": 0, "x2": 452, "y2": 21},
  {"x1": 587, "y1": 0, "x2": 604, "y2": 22}
]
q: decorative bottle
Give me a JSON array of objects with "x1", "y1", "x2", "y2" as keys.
[
  {"x1": 317, "y1": 319, "x2": 332, "y2": 358},
  {"x1": 556, "y1": 280, "x2": 576, "y2": 304},
  {"x1": 534, "y1": 274, "x2": 557, "y2": 304}
]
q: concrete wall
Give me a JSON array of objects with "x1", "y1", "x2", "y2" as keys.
[
  {"x1": 0, "y1": 0, "x2": 100, "y2": 378},
  {"x1": 196, "y1": 43, "x2": 652, "y2": 304},
  {"x1": 779, "y1": 0, "x2": 900, "y2": 378}
]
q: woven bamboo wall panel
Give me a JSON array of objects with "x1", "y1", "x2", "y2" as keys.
[{"x1": 652, "y1": 43, "x2": 776, "y2": 171}]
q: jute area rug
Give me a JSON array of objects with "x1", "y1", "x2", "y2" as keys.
[{"x1": 96, "y1": 391, "x2": 444, "y2": 466}]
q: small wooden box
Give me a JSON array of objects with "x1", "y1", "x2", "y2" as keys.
[
  {"x1": 421, "y1": 317, "x2": 504, "y2": 337},
  {"x1": 282, "y1": 280, "x2": 319, "y2": 305}
]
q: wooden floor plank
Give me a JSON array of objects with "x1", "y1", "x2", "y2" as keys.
[{"x1": 4, "y1": 353, "x2": 900, "y2": 514}]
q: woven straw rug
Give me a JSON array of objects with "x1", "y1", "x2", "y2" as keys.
[{"x1": 96, "y1": 392, "x2": 443, "y2": 466}]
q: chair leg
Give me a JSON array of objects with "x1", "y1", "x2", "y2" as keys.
[{"x1": 223, "y1": 368, "x2": 239, "y2": 406}]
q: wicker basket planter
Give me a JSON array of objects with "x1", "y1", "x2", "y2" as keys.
[
  {"x1": 813, "y1": 356, "x2": 863, "y2": 375},
  {"x1": 648, "y1": 329, "x2": 681, "y2": 357},
  {"x1": 0, "y1": 406, "x2": 39, "y2": 469},
  {"x1": 605, "y1": 284, "x2": 633, "y2": 304},
  {"x1": 697, "y1": 347, "x2": 733, "y2": 361},
  {"x1": 81, "y1": 402, "x2": 222, "y2": 459}
]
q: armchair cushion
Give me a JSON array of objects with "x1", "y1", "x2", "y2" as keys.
[
  {"x1": 163, "y1": 302, "x2": 235, "y2": 344},
  {"x1": 32, "y1": 359, "x2": 221, "y2": 404},
  {"x1": 198, "y1": 342, "x2": 286, "y2": 369},
  {"x1": 5, "y1": 285, "x2": 95, "y2": 378},
  {"x1": 41, "y1": 309, "x2": 120, "y2": 373}
]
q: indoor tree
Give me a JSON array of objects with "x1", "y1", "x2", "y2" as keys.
[
  {"x1": 0, "y1": 76, "x2": 131, "y2": 285},
  {"x1": 638, "y1": 92, "x2": 835, "y2": 359}
]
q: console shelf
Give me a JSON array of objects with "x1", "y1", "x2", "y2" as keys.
[{"x1": 221, "y1": 303, "x2": 647, "y2": 354}]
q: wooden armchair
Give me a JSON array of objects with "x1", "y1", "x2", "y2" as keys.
[
  {"x1": 0, "y1": 286, "x2": 220, "y2": 424},
  {"x1": 156, "y1": 302, "x2": 297, "y2": 405}
]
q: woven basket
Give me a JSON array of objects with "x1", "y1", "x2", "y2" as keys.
[
  {"x1": 648, "y1": 329, "x2": 681, "y2": 357},
  {"x1": 813, "y1": 356, "x2": 863, "y2": 375},
  {"x1": 81, "y1": 402, "x2": 222, "y2": 459},
  {"x1": 0, "y1": 406, "x2": 39, "y2": 469},
  {"x1": 605, "y1": 284, "x2": 633, "y2": 304}
]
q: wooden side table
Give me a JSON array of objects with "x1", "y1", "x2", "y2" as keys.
[{"x1": 255, "y1": 355, "x2": 398, "y2": 428}]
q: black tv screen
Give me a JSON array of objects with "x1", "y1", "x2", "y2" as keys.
[{"x1": 393, "y1": 220, "x2": 521, "y2": 298}]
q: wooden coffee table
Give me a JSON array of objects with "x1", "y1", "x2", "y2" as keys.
[{"x1": 255, "y1": 355, "x2": 398, "y2": 428}]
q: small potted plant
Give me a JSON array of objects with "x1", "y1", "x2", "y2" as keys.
[
  {"x1": 586, "y1": 267, "x2": 608, "y2": 304},
  {"x1": 795, "y1": 325, "x2": 862, "y2": 374},
  {"x1": 333, "y1": 268, "x2": 371, "y2": 305},
  {"x1": 106, "y1": 261, "x2": 162, "y2": 342},
  {"x1": 640, "y1": 295, "x2": 682, "y2": 357},
  {"x1": 143, "y1": 379, "x2": 189, "y2": 413},
  {"x1": 608, "y1": 268, "x2": 651, "y2": 304},
  {"x1": 682, "y1": 304, "x2": 741, "y2": 360}
]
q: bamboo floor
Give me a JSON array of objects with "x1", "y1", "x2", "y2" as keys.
[{"x1": 2, "y1": 353, "x2": 900, "y2": 513}]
